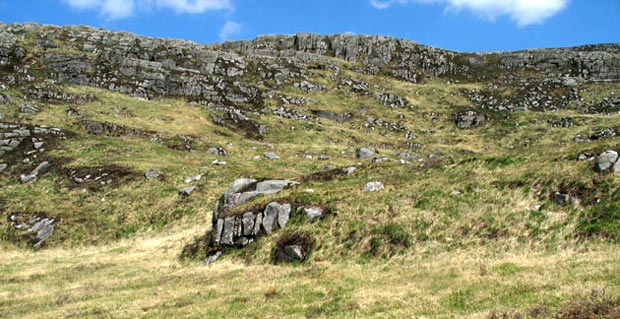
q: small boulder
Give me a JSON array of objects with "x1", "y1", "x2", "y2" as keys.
[
  {"x1": 178, "y1": 186, "x2": 196, "y2": 196},
  {"x1": 356, "y1": 147, "x2": 374, "y2": 159},
  {"x1": 184, "y1": 174, "x2": 202, "y2": 183},
  {"x1": 554, "y1": 193, "x2": 569, "y2": 206},
  {"x1": 145, "y1": 169, "x2": 160, "y2": 180},
  {"x1": 204, "y1": 251, "x2": 222, "y2": 266},
  {"x1": 276, "y1": 245, "x2": 304, "y2": 263},
  {"x1": 594, "y1": 150, "x2": 619, "y2": 172},
  {"x1": 303, "y1": 207, "x2": 323, "y2": 220},
  {"x1": 363, "y1": 181, "x2": 385, "y2": 192},
  {"x1": 264, "y1": 152, "x2": 281, "y2": 160},
  {"x1": 0, "y1": 163, "x2": 7, "y2": 173},
  {"x1": 342, "y1": 166, "x2": 356, "y2": 174}
]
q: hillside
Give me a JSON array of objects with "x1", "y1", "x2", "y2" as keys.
[{"x1": 1, "y1": 22, "x2": 620, "y2": 318}]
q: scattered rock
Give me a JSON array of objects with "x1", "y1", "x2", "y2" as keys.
[
  {"x1": 372, "y1": 157, "x2": 389, "y2": 163},
  {"x1": 342, "y1": 166, "x2": 356, "y2": 174},
  {"x1": 356, "y1": 147, "x2": 374, "y2": 159},
  {"x1": 208, "y1": 147, "x2": 227, "y2": 156},
  {"x1": 264, "y1": 152, "x2": 281, "y2": 160},
  {"x1": 554, "y1": 193, "x2": 570, "y2": 206},
  {"x1": 145, "y1": 169, "x2": 160, "y2": 180},
  {"x1": 212, "y1": 159, "x2": 227, "y2": 165},
  {"x1": 20, "y1": 161, "x2": 50, "y2": 183},
  {"x1": 363, "y1": 181, "x2": 385, "y2": 192},
  {"x1": 0, "y1": 163, "x2": 7, "y2": 173},
  {"x1": 19, "y1": 104, "x2": 40, "y2": 113},
  {"x1": 204, "y1": 251, "x2": 222, "y2": 266},
  {"x1": 178, "y1": 186, "x2": 196, "y2": 196},
  {"x1": 303, "y1": 206, "x2": 323, "y2": 220},
  {"x1": 184, "y1": 174, "x2": 202, "y2": 183},
  {"x1": 321, "y1": 164, "x2": 337, "y2": 171},
  {"x1": 456, "y1": 111, "x2": 486, "y2": 129},
  {"x1": 276, "y1": 245, "x2": 304, "y2": 263},
  {"x1": 594, "y1": 150, "x2": 619, "y2": 172}
]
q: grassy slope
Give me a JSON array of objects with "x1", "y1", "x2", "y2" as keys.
[{"x1": 1, "y1": 64, "x2": 619, "y2": 317}]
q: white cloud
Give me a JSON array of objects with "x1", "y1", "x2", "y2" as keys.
[
  {"x1": 157, "y1": 0, "x2": 231, "y2": 14},
  {"x1": 218, "y1": 21, "x2": 241, "y2": 41},
  {"x1": 63, "y1": 0, "x2": 231, "y2": 20},
  {"x1": 370, "y1": 0, "x2": 568, "y2": 26},
  {"x1": 65, "y1": 0, "x2": 101, "y2": 10},
  {"x1": 100, "y1": 0, "x2": 135, "y2": 19}
]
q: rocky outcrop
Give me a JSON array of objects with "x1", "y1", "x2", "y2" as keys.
[
  {"x1": 210, "y1": 179, "x2": 299, "y2": 247},
  {"x1": 1, "y1": 23, "x2": 618, "y2": 114}
]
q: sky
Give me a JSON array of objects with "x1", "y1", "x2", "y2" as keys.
[{"x1": 0, "y1": 0, "x2": 618, "y2": 52}]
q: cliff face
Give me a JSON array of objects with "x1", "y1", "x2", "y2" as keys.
[{"x1": 0, "y1": 22, "x2": 619, "y2": 110}]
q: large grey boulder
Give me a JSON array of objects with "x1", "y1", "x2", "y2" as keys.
[
  {"x1": 242, "y1": 212, "x2": 255, "y2": 236},
  {"x1": 262, "y1": 202, "x2": 288, "y2": 234},
  {"x1": 277, "y1": 204, "x2": 291, "y2": 228},
  {"x1": 356, "y1": 147, "x2": 374, "y2": 159},
  {"x1": 594, "y1": 150, "x2": 619, "y2": 172}
]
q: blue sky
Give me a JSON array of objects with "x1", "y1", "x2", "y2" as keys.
[{"x1": 0, "y1": 0, "x2": 618, "y2": 52}]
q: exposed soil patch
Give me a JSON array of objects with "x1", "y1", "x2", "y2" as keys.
[
  {"x1": 59, "y1": 164, "x2": 140, "y2": 190},
  {"x1": 298, "y1": 167, "x2": 347, "y2": 183}
]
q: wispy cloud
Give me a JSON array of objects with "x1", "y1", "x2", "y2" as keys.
[
  {"x1": 218, "y1": 21, "x2": 241, "y2": 41},
  {"x1": 63, "y1": 0, "x2": 232, "y2": 20},
  {"x1": 370, "y1": 0, "x2": 569, "y2": 26}
]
